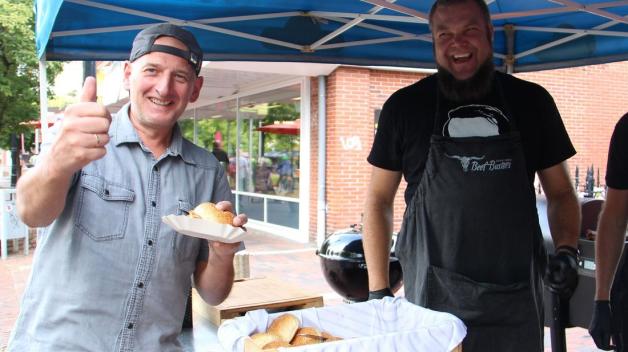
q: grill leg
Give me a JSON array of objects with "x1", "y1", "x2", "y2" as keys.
[{"x1": 550, "y1": 292, "x2": 567, "y2": 352}]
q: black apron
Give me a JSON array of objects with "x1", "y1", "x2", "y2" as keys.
[{"x1": 395, "y1": 85, "x2": 546, "y2": 351}]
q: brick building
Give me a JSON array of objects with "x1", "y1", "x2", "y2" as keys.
[{"x1": 309, "y1": 61, "x2": 627, "y2": 241}]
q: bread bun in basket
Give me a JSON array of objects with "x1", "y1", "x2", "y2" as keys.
[
  {"x1": 262, "y1": 340, "x2": 291, "y2": 350},
  {"x1": 267, "y1": 313, "x2": 299, "y2": 342},
  {"x1": 188, "y1": 202, "x2": 234, "y2": 224},
  {"x1": 249, "y1": 332, "x2": 281, "y2": 347},
  {"x1": 243, "y1": 313, "x2": 344, "y2": 351},
  {"x1": 291, "y1": 327, "x2": 324, "y2": 346}
]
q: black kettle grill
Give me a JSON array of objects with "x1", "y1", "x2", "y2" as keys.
[
  {"x1": 537, "y1": 196, "x2": 605, "y2": 330},
  {"x1": 316, "y1": 224, "x2": 403, "y2": 302},
  {"x1": 538, "y1": 195, "x2": 628, "y2": 351}
]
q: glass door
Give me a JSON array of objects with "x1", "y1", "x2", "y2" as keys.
[
  {"x1": 180, "y1": 82, "x2": 303, "y2": 234},
  {"x1": 236, "y1": 84, "x2": 301, "y2": 229}
]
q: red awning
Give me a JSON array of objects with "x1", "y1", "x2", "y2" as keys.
[
  {"x1": 256, "y1": 119, "x2": 300, "y2": 136},
  {"x1": 20, "y1": 119, "x2": 55, "y2": 129}
]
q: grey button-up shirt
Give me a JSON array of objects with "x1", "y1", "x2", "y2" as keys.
[{"x1": 9, "y1": 104, "x2": 233, "y2": 351}]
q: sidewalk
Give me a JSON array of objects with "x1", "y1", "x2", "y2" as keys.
[{"x1": 0, "y1": 229, "x2": 603, "y2": 351}]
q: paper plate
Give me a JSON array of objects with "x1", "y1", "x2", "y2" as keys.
[{"x1": 162, "y1": 215, "x2": 247, "y2": 243}]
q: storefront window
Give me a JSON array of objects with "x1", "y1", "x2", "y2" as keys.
[
  {"x1": 179, "y1": 83, "x2": 301, "y2": 230},
  {"x1": 239, "y1": 86, "x2": 300, "y2": 199}
]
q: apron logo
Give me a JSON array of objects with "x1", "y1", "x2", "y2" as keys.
[
  {"x1": 445, "y1": 154, "x2": 512, "y2": 172},
  {"x1": 445, "y1": 154, "x2": 485, "y2": 172}
]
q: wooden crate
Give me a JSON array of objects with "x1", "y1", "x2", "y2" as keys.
[{"x1": 193, "y1": 277, "x2": 324, "y2": 326}]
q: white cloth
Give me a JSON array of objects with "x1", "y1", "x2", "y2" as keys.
[{"x1": 218, "y1": 297, "x2": 466, "y2": 352}]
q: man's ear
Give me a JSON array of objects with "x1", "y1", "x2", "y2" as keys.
[
  {"x1": 189, "y1": 76, "x2": 204, "y2": 103},
  {"x1": 123, "y1": 61, "x2": 132, "y2": 91}
]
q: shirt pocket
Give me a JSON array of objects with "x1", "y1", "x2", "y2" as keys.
[
  {"x1": 75, "y1": 174, "x2": 135, "y2": 241},
  {"x1": 177, "y1": 200, "x2": 193, "y2": 216},
  {"x1": 172, "y1": 200, "x2": 201, "y2": 263}
]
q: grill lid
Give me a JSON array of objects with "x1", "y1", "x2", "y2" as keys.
[{"x1": 317, "y1": 226, "x2": 397, "y2": 261}]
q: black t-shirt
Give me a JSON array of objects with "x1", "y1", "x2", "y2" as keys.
[
  {"x1": 607, "y1": 113, "x2": 628, "y2": 304},
  {"x1": 212, "y1": 148, "x2": 229, "y2": 165},
  {"x1": 606, "y1": 113, "x2": 628, "y2": 190},
  {"x1": 368, "y1": 71, "x2": 576, "y2": 205}
]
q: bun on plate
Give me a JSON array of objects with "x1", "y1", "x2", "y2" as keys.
[{"x1": 188, "y1": 202, "x2": 234, "y2": 224}]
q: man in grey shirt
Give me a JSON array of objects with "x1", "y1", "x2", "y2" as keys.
[{"x1": 9, "y1": 24, "x2": 247, "y2": 351}]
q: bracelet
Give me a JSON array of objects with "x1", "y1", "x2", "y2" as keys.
[{"x1": 555, "y1": 245, "x2": 580, "y2": 261}]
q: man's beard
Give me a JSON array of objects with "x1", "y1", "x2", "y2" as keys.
[{"x1": 437, "y1": 58, "x2": 495, "y2": 102}]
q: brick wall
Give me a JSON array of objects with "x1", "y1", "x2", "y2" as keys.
[
  {"x1": 310, "y1": 67, "x2": 429, "y2": 236},
  {"x1": 517, "y1": 62, "x2": 628, "y2": 186},
  {"x1": 1, "y1": 229, "x2": 37, "y2": 256},
  {"x1": 310, "y1": 60, "x2": 628, "y2": 237}
]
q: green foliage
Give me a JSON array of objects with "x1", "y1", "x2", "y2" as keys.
[
  {"x1": 178, "y1": 102, "x2": 300, "y2": 158},
  {"x1": 0, "y1": 0, "x2": 62, "y2": 150}
]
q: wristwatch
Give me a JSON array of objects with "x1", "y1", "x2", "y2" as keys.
[{"x1": 555, "y1": 244, "x2": 581, "y2": 263}]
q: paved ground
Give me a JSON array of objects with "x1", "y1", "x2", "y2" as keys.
[{"x1": 0, "y1": 229, "x2": 604, "y2": 351}]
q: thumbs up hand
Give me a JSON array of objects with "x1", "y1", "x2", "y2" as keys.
[
  {"x1": 47, "y1": 76, "x2": 112, "y2": 178},
  {"x1": 80, "y1": 75, "x2": 98, "y2": 103}
]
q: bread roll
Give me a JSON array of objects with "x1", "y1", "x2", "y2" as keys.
[
  {"x1": 267, "y1": 313, "x2": 299, "y2": 342},
  {"x1": 324, "y1": 335, "x2": 343, "y2": 342},
  {"x1": 188, "y1": 202, "x2": 234, "y2": 224},
  {"x1": 250, "y1": 332, "x2": 282, "y2": 348},
  {"x1": 262, "y1": 340, "x2": 291, "y2": 350},
  {"x1": 321, "y1": 331, "x2": 343, "y2": 342},
  {"x1": 291, "y1": 327, "x2": 324, "y2": 346},
  {"x1": 243, "y1": 337, "x2": 264, "y2": 352}
]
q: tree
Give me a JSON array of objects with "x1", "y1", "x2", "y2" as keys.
[
  {"x1": 0, "y1": 0, "x2": 62, "y2": 150},
  {"x1": 179, "y1": 102, "x2": 299, "y2": 157}
]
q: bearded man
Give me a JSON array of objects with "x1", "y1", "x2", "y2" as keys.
[{"x1": 362, "y1": 0, "x2": 581, "y2": 351}]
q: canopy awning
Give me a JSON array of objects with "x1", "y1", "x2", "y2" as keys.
[
  {"x1": 256, "y1": 120, "x2": 300, "y2": 136},
  {"x1": 20, "y1": 120, "x2": 56, "y2": 129},
  {"x1": 36, "y1": 0, "x2": 628, "y2": 73}
]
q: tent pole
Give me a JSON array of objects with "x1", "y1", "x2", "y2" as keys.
[
  {"x1": 504, "y1": 24, "x2": 515, "y2": 74},
  {"x1": 39, "y1": 59, "x2": 49, "y2": 145},
  {"x1": 235, "y1": 97, "x2": 241, "y2": 210},
  {"x1": 316, "y1": 75, "x2": 327, "y2": 248},
  {"x1": 83, "y1": 61, "x2": 96, "y2": 80}
]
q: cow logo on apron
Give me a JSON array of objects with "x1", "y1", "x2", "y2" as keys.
[{"x1": 444, "y1": 154, "x2": 485, "y2": 172}]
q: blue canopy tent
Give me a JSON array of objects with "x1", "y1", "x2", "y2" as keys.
[
  {"x1": 33, "y1": 4, "x2": 628, "y2": 344},
  {"x1": 34, "y1": 0, "x2": 628, "y2": 243},
  {"x1": 36, "y1": 0, "x2": 628, "y2": 73}
]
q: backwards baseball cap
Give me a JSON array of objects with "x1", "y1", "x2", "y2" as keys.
[{"x1": 130, "y1": 23, "x2": 203, "y2": 75}]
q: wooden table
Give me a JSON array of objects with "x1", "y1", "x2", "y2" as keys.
[{"x1": 192, "y1": 276, "x2": 324, "y2": 326}]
